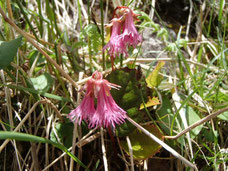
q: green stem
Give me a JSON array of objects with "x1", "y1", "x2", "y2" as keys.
[
  {"x1": 37, "y1": 0, "x2": 43, "y2": 36},
  {"x1": 120, "y1": 54, "x2": 123, "y2": 67},
  {"x1": 87, "y1": 0, "x2": 93, "y2": 73},
  {"x1": 77, "y1": 0, "x2": 85, "y2": 70},
  {"x1": 15, "y1": 0, "x2": 40, "y2": 41},
  {"x1": 100, "y1": 0, "x2": 105, "y2": 70}
]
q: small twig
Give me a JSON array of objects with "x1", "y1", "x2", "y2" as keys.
[
  {"x1": 101, "y1": 127, "x2": 108, "y2": 171},
  {"x1": 143, "y1": 159, "x2": 148, "y2": 171},
  {"x1": 126, "y1": 136, "x2": 134, "y2": 171},
  {"x1": 70, "y1": 122, "x2": 78, "y2": 171},
  {"x1": 44, "y1": 99, "x2": 63, "y2": 122},
  {"x1": 76, "y1": 57, "x2": 224, "y2": 86},
  {"x1": 77, "y1": 132, "x2": 101, "y2": 147},
  {"x1": 126, "y1": 116, "x2": 196, "y2": 169},
  {"x1": 117, "y1": 137, "x2": 130, "y2": 171},
  {"x1": 0, "y1": 7, "x2": 78, "y2": 90},
  {"x1": 42, "y1": 128, "x2": 97, "y2": 171},
  {"x1": 165, "y1": 107, "x2": 228, "y2": 139},
  {"x1": 185, "y1": 0, "x2": 193, "y2": 39},
  {"x1": 117, "y1": 154, "x2": 131, "y2": 166},
  {"x1": 45, "y1": 114, "x2": 53, "y2": 169},
  {"x1": 149, "y1": 0, "x2": 156, "y2": 20},
  {"x1": 0, "y1": 100, "x2": 45, "y2": 152},
  {"x1": 0, "y1": 99, "x2": 62, "y2": 153},
  {"x1": 70, "y1": 72, "x2": 84, "y2": 171}
]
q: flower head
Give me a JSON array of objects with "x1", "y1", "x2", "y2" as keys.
[
  {"x1": 122, "y1": 8, "x2": 142, "y2": 47},
  {"x1": 103, "y1": 18, "x2": 127, "y2": 58},
  {"x1": 103, "y1": 6, "x2": 142, "y2": 65},
  {"x1": 68, "y1": 79, "x2": 95, "y2": 125},
  {"x1": 68, "y1": 71, "x2": 126, "y2": 128}
]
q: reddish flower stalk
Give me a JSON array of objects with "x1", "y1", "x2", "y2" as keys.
[{"x1": 68, "y1": 71, "x2": 126, "y2": 128}]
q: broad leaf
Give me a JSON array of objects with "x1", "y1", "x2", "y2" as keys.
[
  {"x1": 157, "y1": 96, "x2": 203, "y2": 139},
  {"x1": 30, "y1": 73, "x2": 54, "y2": 93},
  {"x1": 50, "y1": 122, "x2": 74, "y2": 148},
  {"x1": 4, "y1": 84, "x2": 70, "y2": 101},
  {"x1": 140, "y1": 96, "x2": 160, "y2": 110},
  {"x1": 156, "y1": 95, "x2": 177, "y2": 135},
  {"x1": 50, "y1": 120, "x2": 89, "y2": 148},
  {"x1": 146, "y1": 61, "x2": 165, "y2": 88},
  {"x1": 217, "y1": 111, "x2": 228, "y2": 121},
  {"x1": 0, "y1": 37, "x2": 22, "y2": 69},
  {"x1": 185, "y1": 106, "x2": 203, "y2": 139},
  {"x1": 106, "y1": 67, "x2": 149, "y2": 136},
  {"x1": 120, "y1": 124, "x2": 163, "y2": 160}
]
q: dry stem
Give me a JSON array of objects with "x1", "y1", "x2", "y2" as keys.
[
  {"x1": 165, "y1": 107, "x2": 228, "y2": 139},
  {"x1": 0, "y1": 7, "x2": 78, "y2": 90}
]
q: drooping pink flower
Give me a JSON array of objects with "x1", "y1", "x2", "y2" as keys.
[
  {"x1": 103, "y1": 18, "x2": 128, "y2": 58},
  {"x1": 68, "y1": 71, "x2": 126, "y2": 128},
  {"x1": 89, "y1": 79, "x2": 126, "y2": 128},
  {"x1": 122, "y1": 8, "x2": 142, "y2": 47},
  {"x1": 68, "y1": 79, "x2": 95, "y2": 125}
]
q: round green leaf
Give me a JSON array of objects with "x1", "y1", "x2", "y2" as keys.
[
  {"x1": 186, "y1": 106, "x2": 203, "y2": 139},
  {"x1": 106, "y1": 67, "x2": 149, "y2": 136},
  {"x1": 30, "y1": 73, "x2": 54, "y2": 93},
  {"x1": 50, "y1": 122, "x2": 74, "y2": 148},
  {"x1": 120, "y1": 124, "x2": 163, "y2": 160}
]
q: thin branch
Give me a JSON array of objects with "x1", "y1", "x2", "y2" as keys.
[
  {"x1": 0, "y1": 100, "x2": 45, "y2": 152},
  {"x1": 126, "y1": 116, "x2": 196, "y2": 169},
  {"x1": 76, "y1": 57, "x2": 225, "y2": 86},
  {"x1": 165, "y1": 107, "x2": 228, "y2": 139},
  {"x1": 0, "y1": 7, "x2": 78, "y2": 90},
  {"x1": 42, "y1": 128, "x2": 97, "y2": 171},
  {"x1": 101, "y1": 127, "x2": 108, "y2": 171},
  {"x1": 126, "y1": 136, "x2": 134, "y2": 171}
]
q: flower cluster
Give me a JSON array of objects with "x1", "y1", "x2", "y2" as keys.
[
  {"x1": 69, "y1": 7, "x2": 141, "y2": 129},
  {"x1": 103, "y1": 6, "x2": 142, "y2": 59},
  {"x1": 68, "y1": 71, "x2": 126, "y2": 128}
]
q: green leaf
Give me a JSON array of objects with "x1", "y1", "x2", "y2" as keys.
[
  {"x1": 0, "y1": 37, "x2": 22, "y2": 69},
  {"x1": 217, "y1": 111, "x2": 228, "y2": 121},
  {"x1": 166, "y1": 39, "x2": 188, "y2": 52},
  {"x1": 185, "y1": 106, "x2": 203, "y2": 139},
  {"x1": 135, "y1": 11, "x2": 151, "y2": 22},
  {"x1": 140, "y1": 96, "x2": 160, "y2": 110},
  {"x1": 158, "y1": 81, "x2": 175, "y2": 90},
  {"x1": 106, "y1": 67, "x2": 149, "y2": 136},
  {"x1": 120, "y1": 124, "x2": 163, "y2": 160},
  {"x1": 201, "y1": 128, "x2": 215, "y2": 142},
  {"x1": 4, "y1": 84, "x2": 70, "y2": 101},
  {"x1": 146, "y1": 61, "x2": 165, "y2": 88},
  {"x1": 157, "y1": 28, "x2": 168, "y2": 41},
  {"x1": 30, "y1": 73, "x2": 54, "y2": 93},
  {"x1": 80, "y1": 24, "x2": 101, "y2": 53},
  {"x1": 50, "y1": 122, "x2": 74, "y2": 148},
  {"x1": 156, "y1": 95, "x2": 177, "y2": 135},
  {"x1": 28, "y1": 51, "x2": 45, "y2": 67},
  {"x1": 141, "y1": 21, "x2": 160, "y2": 32},
  {"x1": 0, "y1": 131, "x2": 87, "y2": 169}
]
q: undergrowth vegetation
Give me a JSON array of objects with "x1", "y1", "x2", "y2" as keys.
[{"x1": 0, "y1": 0, "x2": 227, "y2": 170}]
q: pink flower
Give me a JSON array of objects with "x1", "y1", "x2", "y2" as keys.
[
  {"x1": 68, "y1": 79, "x2": 95, "y2": 125},
  {"x1": 68, "y1": 71, "x2": 126, "y2": 128},
  {"x1": 103, "y1": 18, "x2": 128, "y2": 58},
  {"x1": 122, "y1": 8, "x2": 142, "y2": 47}
]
